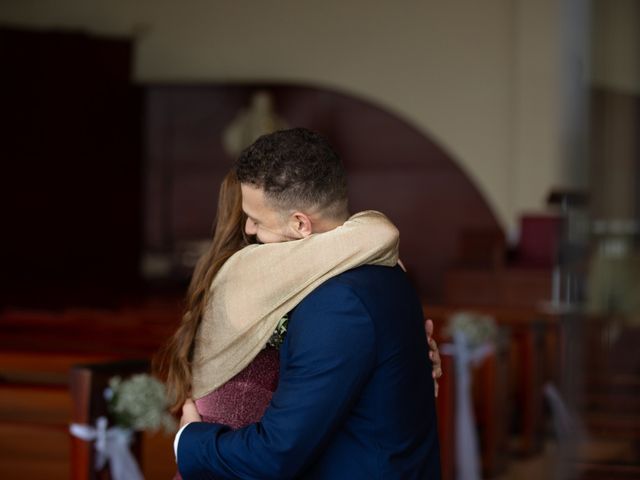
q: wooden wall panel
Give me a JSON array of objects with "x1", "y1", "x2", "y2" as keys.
[{"x1": 144, "y1": 84, "x2": 502, "y2": 300}]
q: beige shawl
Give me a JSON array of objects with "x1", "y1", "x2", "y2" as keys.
[{"x1": 191, "y1": 210, "x2": 399, "y2": 399}]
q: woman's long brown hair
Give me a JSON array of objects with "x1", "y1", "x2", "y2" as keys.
[{"x1": 153, "y1": 171, "x2": 250, "y2": 413}]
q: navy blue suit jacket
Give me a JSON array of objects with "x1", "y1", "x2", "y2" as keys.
[{"x1": 178, "y1": 265, "x2": 441, "y2": 479}]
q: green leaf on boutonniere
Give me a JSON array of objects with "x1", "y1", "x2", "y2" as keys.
[{"x1": 267, "y1": 314, "x2": 289, "y2": 348}]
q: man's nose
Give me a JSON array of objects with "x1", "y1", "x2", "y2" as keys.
[{"x1": 245, "y1": 217, "x2": 257, "y2": 235}]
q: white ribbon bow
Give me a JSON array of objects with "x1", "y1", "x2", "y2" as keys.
[
  {"x1": 441, "y1": 331, "x2": 494, "y2": 480},
  {"x1": 69, "y1": 416, "x2": 144, "y2": 480}
]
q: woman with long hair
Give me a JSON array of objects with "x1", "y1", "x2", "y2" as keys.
[
  {"x1": 155, "y1": 171, "x2": 250, "y2": 418},
  {"x1": 154, "y1": 170, "x2": 407, "y2": 426}
]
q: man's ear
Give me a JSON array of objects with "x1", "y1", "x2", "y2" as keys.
[{"x1": 290, "y1": 212, "x2": 313, "y2": 238}]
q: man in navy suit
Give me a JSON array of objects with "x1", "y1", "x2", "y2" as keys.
[{"x1": 176, "y1": 128, "x2": 441, "y2": 479}]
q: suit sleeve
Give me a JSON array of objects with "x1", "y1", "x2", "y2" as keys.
[{"x1": 178, "y1": 281, "x2": 375, "y2": 480}]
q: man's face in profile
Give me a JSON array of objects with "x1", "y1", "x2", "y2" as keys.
[{"x1": 240, "y1": 183, "x2": 299, "y2": 244}]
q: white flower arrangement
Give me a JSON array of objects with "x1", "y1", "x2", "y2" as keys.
[
  {"x1": 444, "y1": 311, "x2": 498, "y2": 348},
  {"x1": 267, "y1": 314, "x2": 289, "y2": 348},
  {"x1": 104, "y1": 374, "x2": 176, "y2": 433}
]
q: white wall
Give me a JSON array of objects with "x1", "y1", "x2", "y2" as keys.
[{"x1": 0, "y1": 0, "x2": 595, "y2": 231}]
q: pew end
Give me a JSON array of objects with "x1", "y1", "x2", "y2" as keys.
[{"x1": 69, "y1": 359, "x2": 149, "y2": 480}]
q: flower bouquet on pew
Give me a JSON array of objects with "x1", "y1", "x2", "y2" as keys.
[
  {"x1": 440, "y1": 311, "x2": 499, "y2": 480},
  {"x1": 105, "y1": 373, "x2": 176, "y2": 434},
  {"x1": 443, "y1": 310, "x2": 498, "y2": 348},
  {"x1": 70, "y1": 373, "x2": 175, "y2": 480}
]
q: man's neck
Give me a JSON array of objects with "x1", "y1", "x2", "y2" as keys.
[{"x1": 310, "y1": 213, "x2": 349, "y2": 234}]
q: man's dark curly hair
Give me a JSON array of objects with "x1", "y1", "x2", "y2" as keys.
[{"x1": 235, "y1": 128, "x2": 349, "y2": 218}]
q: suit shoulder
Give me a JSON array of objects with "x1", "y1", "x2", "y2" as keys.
[
  {"x1": 294, "y1": 265, "x2": 404, "y2": 313},
  {"x1": 287, "y1": 267, "x2": 378, "y2": 351},
  {"x1": 318, "y1": 264, "x2": 401, "y2": 288}
]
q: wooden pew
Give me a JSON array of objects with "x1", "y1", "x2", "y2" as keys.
[
  {"x1": 436, "y1": 353, "x2": 455, "y2": 480},
  {"x1": 67, "y1": 360, "x2": 176, "y2": 480},
  {"x1": 0, "y1": 310, "x2": 176, "y2": 357},
  {"x1": 575, "y1": 463, "x2": 640, "y2": 480},
  {"x1": 69, "y1": 360, "x2": 149, "y2": 480},
  {"x1": 0, "y1": 350, "x2": 119, "y2": 480},
  {"x1": 427, "y1": 304, "x2": 555, "y2": 456},
  {"x1": 430, "y1": 312, "x2": 510, "y2": 478},
  {"x1": 569, "y1": 319, "x2": 640, "y2": 479},
  {"x1": 474, "y1": 329, "x2": 510, "y2": 475},
  {"x1": 0, "y1": 304, "x2": 182, "y2": 479}
]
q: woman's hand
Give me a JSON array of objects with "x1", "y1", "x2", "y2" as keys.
[
  {"x1": 425, "y1": 319, "x2": 442, "y2": 397},
  {"x1": 180, "y1": 398, "x2": 202, "y2": 429}
]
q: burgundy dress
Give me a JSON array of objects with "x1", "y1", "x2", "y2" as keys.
[
  {"x1": 194, "y1": 346, "x2": 280, "y2": 429},
  {"x1": 174, "y1": 347, "x2": 279, "y2": 479}
]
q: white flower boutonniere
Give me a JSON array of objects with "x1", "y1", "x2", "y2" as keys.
[{"x1": 267, "y1": 314, "x2": 289, "y2": 348}]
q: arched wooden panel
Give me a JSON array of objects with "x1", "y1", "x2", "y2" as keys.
[{"x1": 144, "y1": 84, "x2": 502, "y2": 301}]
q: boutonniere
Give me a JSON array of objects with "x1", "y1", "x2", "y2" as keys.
[{"x1": 267, "y1": 314, "x2": 289, "y2": 348}]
